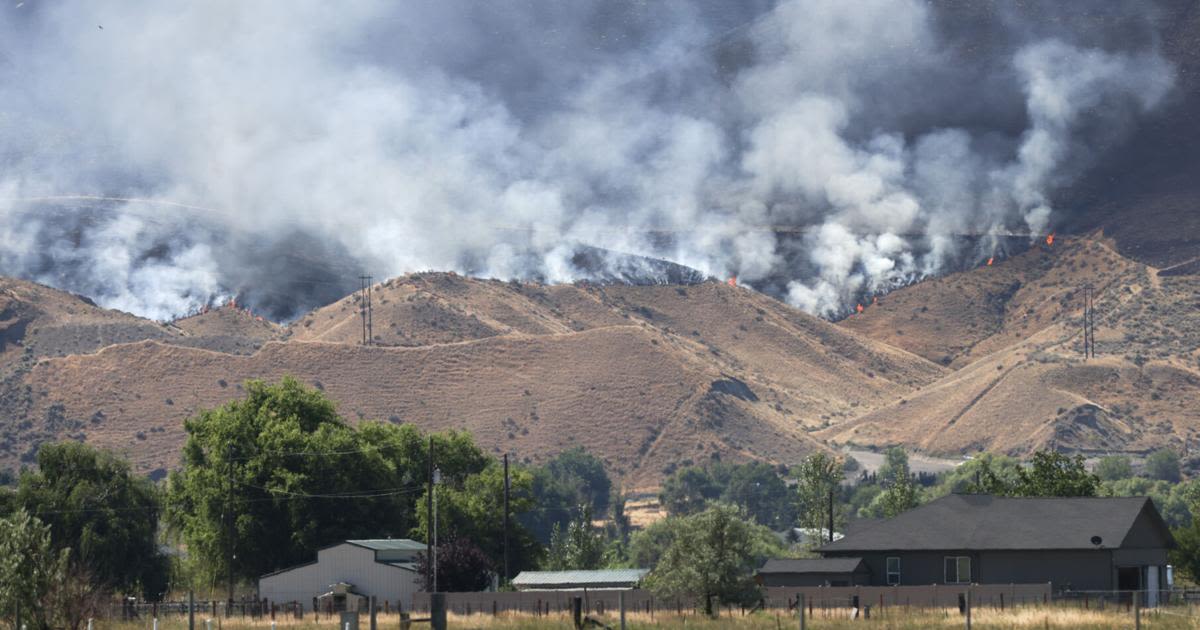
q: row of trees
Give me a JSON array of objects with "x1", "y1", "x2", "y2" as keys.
[{"x1": 4, "y1": 377, "x2": 1200, "y2": 623}]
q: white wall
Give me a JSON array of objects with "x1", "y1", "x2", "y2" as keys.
[{"x1": 258, "y1": 543, "x2": 421, "y2": 611}]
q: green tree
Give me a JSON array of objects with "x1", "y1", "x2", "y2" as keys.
[
  {"x1": 14, "y1": 442, "x2": 167, "y2": 598},
  {"x1": 659, "y1": 465, "x2": 720, "y2": 516},
  {"x1": 1094, "y1": 455, "x2": 1133, "y2": 482},
  {"x1": 527, "y1": 448, "x2": 613, "y2": 543},
  {"x1": 720, "y1": 462, "x2": 796, "y2": 529},
  {"x1": 644, "y1": 504, "x2": 781, "y2": 615},
  {"x1": 544, "y1": 505, "x2": 606, "y2": 570},
  {"x1": 1171, "y1": 519, "x2": 1200, "y2": 583},
  {"x1": 967, "y1": 451, "x2": 1098, "y2": 498},
  {"x1": 879, "y1": 474, "x2": 921, "y2": 518},
  {"x1": 1145, "y1": 449, "x2": 1182, "y2": 483},
  {"x1": 414, "y1": 462, "x2": 541, "y2": 578},
  {"x1": 0, "y1": 509, "x2": 69, "y2": 630},
  {"x1": 166, "y1": 377, "x2": 491, "y2": 582},
  {"x1": 794, "y1": 452, "x2": 844, "y2": 534},
  {"x1": 878, "y1": 447, "x2": 910, "y2": 485},
  {"x1": 627, "y1": 517, "x2": 685, "y2": 570}
]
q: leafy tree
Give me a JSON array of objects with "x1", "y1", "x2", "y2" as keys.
[
  {"x1": 414, "y1": 537, "x2": 494, "y2": 592},
  {"x1": 1094, "y1": 455, "x2": 1133, "y2": 482},
  {"x1": 1145, "y1": 449, "x2": 1181, "y2": 483},
  {"x1": 878, "y1": 447, "x2": 910, "y2": 485},
  {"x1": 544, "y1": 505, "x2": 605, "y2": 570},
  {"x1": 794, "y1": 452, "x2": 844, "y2": 534},
  {"x1": 659, "y1": 465, "x2": 720, "y2": 516},
  {"x1": 14, "y1": 442, "x2": 167, "y2": 598},
  {"x1": 720, "y1": 462, "x2": 796, "y2": 529},
  {"x1": 627, "y1": 517, "x2": 685, "y2": 570},
  {"x1": 879, "y1": 474, "x2": 920, "y2": 518},
  {"x1": 969, "y1": 451, "x2": 1098, "y2": 498},
  {"x1": 1171, "y1": 519, "x2": 1200, "y2": 583},
  {"x1": 527, "y1": 448, "x2": 613, "y2": 543},
  {"x1": 644, "y1": 504, "x2": 781, "y2": 615},
  {"x1": 166, "y1": 377, "x2": 491, "y2": 582},
  {"x1": 1101, "y1": 478, "x2": 1197, "y2": 529},
  {"x1": 414, "y1": 462, "x2": 541, "y2": 579},
  {"x1": 0, "y1": 509, "x2": 69, "y2": 630}
]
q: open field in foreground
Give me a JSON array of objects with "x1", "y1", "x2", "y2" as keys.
[{"x1": 94, "y1": 607, "x2": 1199, "y2": 630}]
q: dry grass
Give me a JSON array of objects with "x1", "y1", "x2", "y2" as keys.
[
  {"x1": 93, "y1": 606, "x2": 1200, "y2": 630},
  {"x1": 10, "y1": 275, "x2": 943, "y2": 485}
]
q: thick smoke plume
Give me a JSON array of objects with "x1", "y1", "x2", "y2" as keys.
[{"x1": 0, "y1": 0, "x2": 1176, "y2": 320}]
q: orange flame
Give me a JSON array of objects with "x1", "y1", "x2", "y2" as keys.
[
  {"x1": 987, "y1": 257, "x2": 994, "y2": 266},
  {"x1": 1046, "y1": 233, "x2": 1055, "y2": 246},
  {"x1": 856, "y1": 303, "x2": 864, "y2": 314},
  {"x1": 727, "y1": 276, "x2": 737, "y2": 287}
]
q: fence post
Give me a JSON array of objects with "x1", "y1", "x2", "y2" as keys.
[
  {"x1": 188, "y1": 591, "x2": 195, "y2": 630},
  {"x1": 1134, "y1": 591, "x2": 1141, "y2": 630},
  {"x1": 965, "y1": 589, "x2": 971, "y2": 630},
  {"x1": 798, "y1": 594, "x2": 805, "y2": 630},
  {"x1": 369, "y1": 596, "x2": 377, "y2": 630},
  {"x1": 572, "y1": 596, "x2": 583, "y2": 629},
  {"x1": 619, "y1": 591, "x2": 627, "y2": 630}
]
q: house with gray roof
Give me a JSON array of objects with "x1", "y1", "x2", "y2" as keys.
[
  {"x1": 512, "y1": 569, "x2": 650, "y2": 591},
  {"x1": 817, "y1": 494, "x2": 1174, "y2": 596},
  {"x1": 258, "y1": 539, "x2": 426, "y2": 611}
]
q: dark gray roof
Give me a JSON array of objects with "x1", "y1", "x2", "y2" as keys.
[
  {"x1": 758, "y1": 558, "x2": 865, "y2": 574},
  {"x1": 347, "y1": 539, "x2": 426, "y2": 551},
  {"x1": 820, "y1": 494, "x2": 1163, "y2": 552}
]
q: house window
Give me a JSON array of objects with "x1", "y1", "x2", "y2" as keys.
[
  {"x1": 886, "y1": 557, "x2": 901, "y2": 585},
  {"x1": 944, "y1": 556, "x2": 971, "y2": 584}
]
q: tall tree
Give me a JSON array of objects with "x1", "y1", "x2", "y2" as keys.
[
  {"x1": 544, "y1": 505, "x2": 606, "y2": 571},
  {"x1": 969, "y1": 451, "x2": 1098, "y2": 497},
  {"x1": 0, "y1": 509, "x2": 69, "y2": 630},
  {"x1": 644, "y1": 504, "x2": 781, "y2": 615},
  {"x1": 166, "y1": 377, "x2": 491, "y2": 581},
  {"x1": 659, "y1": 465, "x2": 720, "y2": 516},
  {"x1": 879, "y1": 474, "x2": 920, "y2": 518},
  {"x1": 1144, "y1": 449, "x2": 1182, "y2": 483},
  {"x1": 413, "y1": 462, "x2": 541, "y2": 576},
  {"x1": 794, "y1": 452, "x2": 844, "y2": 534},
  {"x1": 527, "y1": 447, "x2": 613, "y2": 543},
  {"x1": 14, "y1": 442, "x2": 168, "y2": 598}
]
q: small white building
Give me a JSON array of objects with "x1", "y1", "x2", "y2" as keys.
[{"x1": 258, "y1": 539, "x2": 425, "y2": 611}]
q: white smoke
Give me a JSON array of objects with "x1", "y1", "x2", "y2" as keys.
[{"x1": 0, "y1": 0, "x2": 1176, "y2": 320}]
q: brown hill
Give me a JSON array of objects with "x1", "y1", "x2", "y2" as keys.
[
  {"x1": 825, "y1": 237, "x2": 1200, "y2": 457},
  {"x1": 1, "y1": 275, "x2": 944, "y2": 485}
]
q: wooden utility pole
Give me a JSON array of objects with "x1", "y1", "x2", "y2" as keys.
[
  {"x1": 426, "y1": 436, "x2": 435, "y2": 592},
  {"x1": 226, "y1": 444, "x2": 235, "y2": 614},
  {"x1": 503, "y1": 453, "x2": 510, "y2": 584}
]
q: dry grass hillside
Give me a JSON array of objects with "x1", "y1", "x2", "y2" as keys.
[
  {"x1": 0, "y1": 275, "x2": 944, "y2": 486},
  {"x1": 825, "y1": 237, "x2": 1200, "y2": 457}
]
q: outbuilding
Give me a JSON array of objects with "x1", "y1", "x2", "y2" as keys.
[
  {"x1": 258, "y1": 539, "x2": 425, "y2": 611},
  {"x1": 755, "y1": 558, "x2": 870, "y2": 587},
  {"x1": 512, "y1": 569, "x2": 650, "y2": 591},
  {"x1": 819, "y1": 494, "x2": 1174, "y2": 600}
]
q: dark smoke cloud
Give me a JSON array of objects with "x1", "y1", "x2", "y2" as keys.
[{"x1": 0, "y1": 0, "x2": 1177, "y2": 320}]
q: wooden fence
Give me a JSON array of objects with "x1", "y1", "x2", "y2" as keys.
[{"x1": 410, "y1": 583, "x2": 1053, "y2": 615}]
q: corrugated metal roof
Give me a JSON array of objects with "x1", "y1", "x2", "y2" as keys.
[
  {"x1": 820, "y1": 494, "x2": 1163, "y2": 552},
  {"x1": 758, "y1": 558, "x2": 865, "y2": 574},
  {"x1": 512, "y1": 569, "x2": 649, "y2": 587},
  {"x1": 347, "y1": 539, "x2": 426, "y2": 551}
]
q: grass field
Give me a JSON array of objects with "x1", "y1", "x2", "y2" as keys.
[{"x1": 92, "y1": 606, "x2": 1199, "y2": 630}]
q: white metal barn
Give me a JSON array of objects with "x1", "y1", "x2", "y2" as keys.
[{"x1": 258, "y1": 539, "x2": 424, "y2": 611}]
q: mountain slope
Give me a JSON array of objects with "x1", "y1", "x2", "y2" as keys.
[
  {"x1": 826, "y1": 237, "x2": 1200, "y2": 456},
  {"x1": 0, "y1": 275, "x2": 944, "y2": 485}
]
